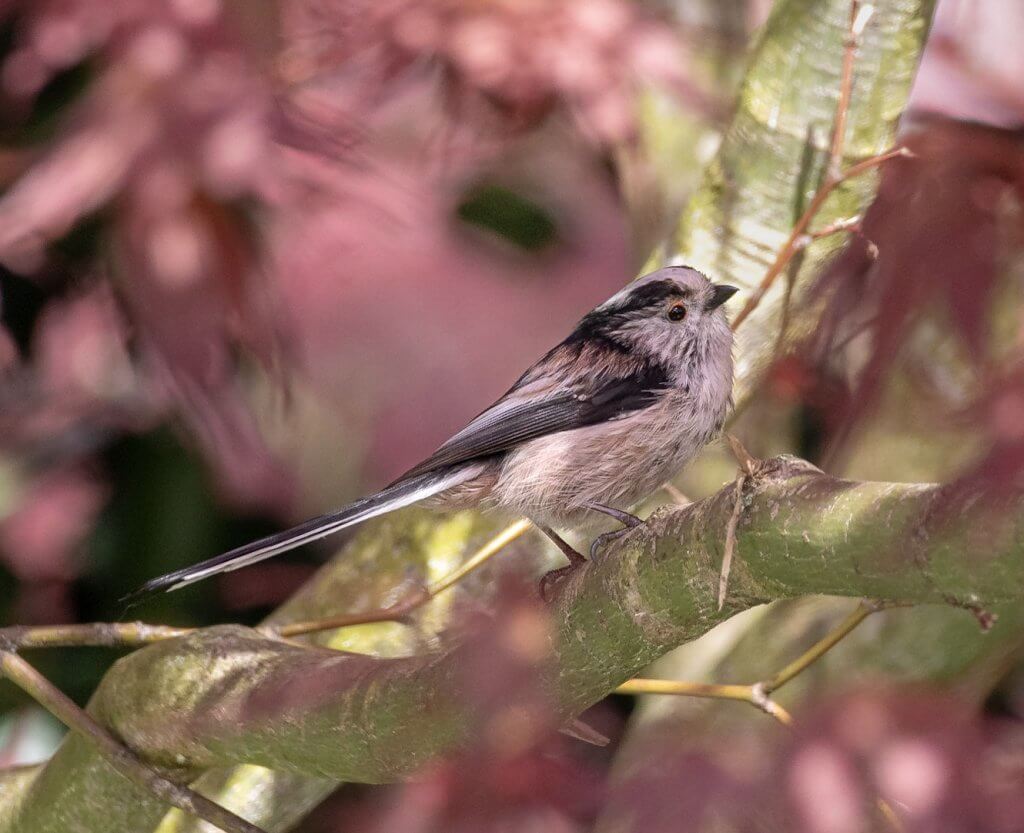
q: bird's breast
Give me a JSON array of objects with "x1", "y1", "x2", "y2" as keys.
[{"x1": 491, "y1": 386, "x2": 727, "y2": 527}]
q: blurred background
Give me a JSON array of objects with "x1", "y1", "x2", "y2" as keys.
[{"x1": 0, "y1": 0, "x2": 1023, "y2": 830}]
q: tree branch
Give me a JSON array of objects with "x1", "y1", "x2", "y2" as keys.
[
  {"x1": 0, "y1": 650, "x2": 266, "y2": 833},
  {"x1": 729, "y1": 143, "x2": 910, "y2": 330},
  {"x1": 0, "y1": 509, "x2": 524, "y2": 833},
  {"x1": 615, "y1": 599, "x2": 911, "y2": 726},
  {"x1": 75, "y1": 457, "x2": 1022, "y2": 784},
  {"x1": 730, "y1": 0, "x2": 878, "y2": 332}
]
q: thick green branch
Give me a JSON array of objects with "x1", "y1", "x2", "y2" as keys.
[
  {"x1": 670, "y1": 0, "x2": 935, "y2": 406},
  {"x1": 0, "y1": 650, "x2": 265, "y2": 833},
  {"x1": 79, "y1": 457, "x2": 1022, "y2": 783},
  {"x1": 0, "y1": 511, "x2": 518, "y2": 833}
]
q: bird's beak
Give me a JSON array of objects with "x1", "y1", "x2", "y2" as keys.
[{"x1": 706, "y1": 284, "x2": 739, "y2": 311}]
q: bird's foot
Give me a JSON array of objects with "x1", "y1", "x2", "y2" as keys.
[
  {"x1": 540, "y1": 563, "x2": 580, "y2": 602},
  {"x1": 589, "y1": 527, "x2": 632, "y2": 561},
  {"x1": 536, "y1": 524, "x2": 587, "y2": 602},
  {"x1": 584, "y1": 502, "x2": 642, "y2": 561}
]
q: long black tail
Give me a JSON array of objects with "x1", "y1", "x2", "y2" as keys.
[{"x1": 124, "y1": 467, "x2": 469, "y2": 603}]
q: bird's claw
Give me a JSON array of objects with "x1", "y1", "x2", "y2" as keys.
[
  {"x1": 589, "y1": 527, "x2": 631, "y2": 561},
  {"x1": 539, "y1": 565, "x2": 576, "y2": 602}
]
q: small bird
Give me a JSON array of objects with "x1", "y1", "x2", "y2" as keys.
[{"x1": 132, "y1": 266, "x2": 737, "y2": 599}]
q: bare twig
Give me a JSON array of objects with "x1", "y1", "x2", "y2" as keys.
[
  {"x1": 428, "y1": 518, "x2": 533, "y2": 597},
  {"x1": 828, "y1": 2, "x2": 873, "y2": 179},
  {"x1": 750, "y1": 682, "x2": 794, "y2": 726},
  {"x1": 616, "y1": 678, "x2": 793, "y2": 727},
  {"x1": 725, "y1": 433, "x2": 758, "y2": 476},
  {"x1": 269, "y1": 518, "x2": 534, "y2": 638},
  {"x1": 760, "y1": 599, "x2": 879, "y2": 693},
  {"x1": 717, "y1": 434, "x2": 759, "y2": 609},
  {"x1": 616, "y1": 678, "x2": 754, "y2": 702},
  {"x1": 718, "y1": 473, "x2": 746, "y2": 611},
  {"x1": 0, "y1": 520, "x2": 535, "y2": 649},
  {"x1": 840, "y1": 145, "x2": 911, "y2": 180},
  {"x1": 731, "y1": 145, "x2": 906, "y2": 331},
  {"x1": 797, "y1": 214, "x2": 863, "y2": 251},
  {"x1": 729, "y1": 2, "x2": 905, "y2": 333},
  {"x1": 0, "y1": 649, "x2": 267, "y2": 833},
  {"x1": 268, "y1": 586, "x2": 431, "y2": 639},
  {"x1": 0, "y1": 622, "x2": 191, "y2": 651},
  {"x1": 617, "y1": 599, "x2": 894, "y2": 726},
  {"x1": 660, "y1": 482, "x2": 692, "y2": 506}
]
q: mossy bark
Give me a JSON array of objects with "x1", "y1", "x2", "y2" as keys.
[{"x1": 14, "y1": 457, "x2": 1024, "y2": 805}]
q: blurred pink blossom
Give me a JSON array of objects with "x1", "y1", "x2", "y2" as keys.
[
  {"x1": 281, "y1": 0, "x2": 709, "y2": 145},
  {"x1": 0, "y1": 466, "x2": 107, "y2": 582},
  {"x1": 0, "y1": 0, "x2": 702, "y2": 511}
]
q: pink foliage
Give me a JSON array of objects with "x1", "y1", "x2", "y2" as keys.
[
  {"x1": 0, "y1": 465, "x2": 105, "y2": 582},
  {"x1": 774, "y1": 117, "x2": 1024, "y2": 497},
  {"x1": 0, "y1": 0, "x2": 697, "y2": 506}
]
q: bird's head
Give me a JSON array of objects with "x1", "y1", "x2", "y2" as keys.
[{"x1": 588, "y1": 266, "x2": 737, "y2": 371}]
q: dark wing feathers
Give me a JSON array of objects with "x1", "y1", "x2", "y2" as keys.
[
  {"x1": 402, "y1": 357, "x2": 669, "y2": 479},
  {"x1": 129, "y1": 330, "x2": 672, "y2": 600}
]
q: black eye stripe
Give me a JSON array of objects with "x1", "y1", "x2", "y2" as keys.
[
  {"x1": 606, "y1": 280, "x2": 684, "y2": 315},
  {"x1": 567, "y1": 279, "x2": 699, "y2": 345}
]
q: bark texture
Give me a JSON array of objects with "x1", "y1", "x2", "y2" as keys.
[{"x1": 6, "y1": 456, "x2": 1024, "y2": 833}]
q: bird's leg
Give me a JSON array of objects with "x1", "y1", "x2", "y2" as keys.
[
  {"x1": 537, "y1": 524, "x2": 587, "y2": 567},
  {"x1": 585, "y1": 502, "x2": 643, "y2": 561},
  {"x1": 536, "y1": 524, "x2": 586, "y2": 601}
]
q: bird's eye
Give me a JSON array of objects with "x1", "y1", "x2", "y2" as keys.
[{"x1": 668, "y1": 303, "x2": 686, "y2": 321}]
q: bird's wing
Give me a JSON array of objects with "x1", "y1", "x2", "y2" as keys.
[
  {"x1": 402, "y1": 355, "x2": 670, "y2": 479},
  {"x1": 127, "y1": 345, "x2": 671, "y2": 600}
]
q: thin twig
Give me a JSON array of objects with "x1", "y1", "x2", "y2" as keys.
[
  {"x1": 797, "y1": 214, "x2": 862, "y2": 251},
  {"x1": 828, "y1": 2, "x2": 873, "y2": 180},
  {"x1": 617, "y1": 598, "x2": 894, "y2": 726},
  {"x1": 270, "y1": 518, "x2": 534, "y2": 638},
  {"x1": 841, "y1": 145, "x2": 911, "y2": 180},
  {"x1": 750, "y1": 682, "x2": 794, "y2": 726},
  {"x1": 0, "y1": 649, "x2": 267, "y2": 833},
  {"x1": 0, "y1": 520, "x2": 535, "y2": 648},
  {"x1": 760, "y1": 599, "x2": 876, "y2": 693},
  {"x1": 718, "y1": 473, "x2": 746, "y2": 611},
  {"x1": 725, "y1": 433, "x2": 758, "y2": 476},
  {"x1": 660, "y1": 482, "x2": 692, "y2": 506},
  {"x1": 616, "y1": 678, "x2": 755, "y2": 701},
  {"x1": 269, "y1": 586, "x2": 431, "y2": 639},
  {"x1": 428, "y1": 518, "x2": 533, "y2": 597},
  {"x1": 616, "y1": 678, "x2": 793, "y2": 727},
  {"x1": 718, "y1": 435, "x2": 759, "y2": 609},
  {"x1": 730, "y1": 1, "x2": 902, "y2": 333},
  {"x1": 731, "y1": 145, "x2": 906, "y2": 331},
  {"x1": 0, "y1": 622, "x2": 191, "y2": 650}
]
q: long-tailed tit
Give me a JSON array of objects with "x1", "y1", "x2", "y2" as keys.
[{"x1": 133, "y1": 266, "x2": 737, "y2": 598}]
